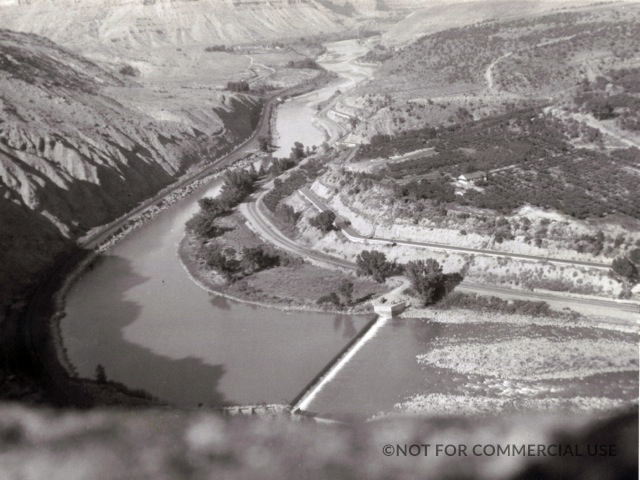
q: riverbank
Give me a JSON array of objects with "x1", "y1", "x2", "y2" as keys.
[
  {"x1": 385, "y1": 306, "x2": 639, "y2": 418},
  {"x1": 11, "y1": 67, "x2": 340, "y2": 406},
  {"x1": 178, "y1": 224, "x2": 388, "y2": 315}
]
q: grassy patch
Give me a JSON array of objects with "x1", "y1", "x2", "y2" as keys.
[{"x1": 227, "y1": 264, "x2": 386, "y2": 309}]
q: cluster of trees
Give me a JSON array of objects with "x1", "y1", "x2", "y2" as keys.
[
  {"x1": 573, "y1": 231, "x2": 605, "y2": 256},
  {"x1": 393, "y1": 179, "x2": 455, "y2": 204},
  {"x1": 262, "y1": 140, "x2": 323, "y2": 202},
  {"x1": 186, "y1": 168, "x2": 259, "y2": 239},
  {"x1": 404, "y1": 259, "x2": 447, "y2": 306},
  {"x1": 575, "y1": 72, "x2": 640, "y2": 131},
  {"x1": 437, "y1": 292, "x2": 552, "y2": 317},
  {"x1": 359, "y1": 45, "x2": 395, "y2": 64},
  {"x1": 272, "y1": 203, "x2": 302, "y2": 238},
  {"x1": 226, "y1": 80, "x2": 250, "y2": 92},
  {"x1": 309, "y1": 211, "x2": 336, "y2": 233},
  {"x1": 612, "y1": 248, "x2": 640, "y2": 283},
  {"x1": 360, "y1": 108, "x2": 640, "y2": 220},
  {"x1": 287, "y1": 59, "x2": 321, "y2": 70},
  {"x1": 258, "y1": 136, "x2": 271, "y2": 152},
  {"x1": 355, "y1": 250, "x2": 464, "y2": 306},
  {"x1": 317, "y1": 279, "x2": 355, "y2": 308},
  {"x1": 263, "y1": 172, "x2": 307, "y2": 212},
  {"x1": 205, "y1": 45, "x2": 231, "y2": 52},
  {"x1": 492, "y1": 217, "x2": 514, "y2": 244},
  {"x1": 201, "y1": 242, "x2": 282, "y2": 283},
  {"x1": 187, "y1": 139, "x2": 320, "y2": 280},
  {"x1": 355, "y1": 250, "x2": 400, "y2": 283},
  {"x1": 472, "y1": 149, "x2": 640, "y2": 219}
]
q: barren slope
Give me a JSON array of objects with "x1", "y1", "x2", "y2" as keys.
[
  {"x1": 0, "y1": 0, "x2": 417, "y2": 55},
  {"x1": 0, "y1": 29, "x2": 260, "y2": 308}
]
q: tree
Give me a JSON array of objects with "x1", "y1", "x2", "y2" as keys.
[
  {"x1": 317, "y1": 292, "x2": 340, "y2": 306},
  {"x1": 202, "y1": 244, "x2": 235, "y2": 281},
  {"x1": 309, "y1": 211, "x2": 336, "y2": 233},
  {"x1": 95, "y1": 364, "x2": 107, "y2": 383},
  {"x1": 240, "y1": 246, "x2": 279, "y2": 273},
  {"x1": 275, "y1": 203, "x2": 300, "y2": 226},
  {"x1": 338, "y1": 279, "x2": 354, "y2": 304},
  {"x1": 258, "y1": 136, "x2": 271, "y2": 152},
  {"x1": 629, "y1": 248, "x2": 640, "y2": 265},
  {"x1": 355, "y1": 250, "x2": 396, "y2": 283},
  {"x1": 290, "y1": 141, "x2": 306, "y2": 162},
  {"x1": 612, "y1": 256, "x2": 638, "y2": 282},
  {"x1": 227, "y1": 80, "x2": 249, "y2": 92},
  {"x1": 186, "y1": 211, "x2": 221, "y2": 238},
  {"x1": 404, "y1": 259, "x2": 446, "y2": 306},
  {"x1": 198, "y1": 197, "x2": 225, "y2": 215}
]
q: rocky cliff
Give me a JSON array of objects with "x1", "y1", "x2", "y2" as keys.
[
  {"x1": 0, "y1": 0, "x2": 426, "y2": 54},
  {"x1": 0, "y1": 29, "x2": 260, "y2": 310}
]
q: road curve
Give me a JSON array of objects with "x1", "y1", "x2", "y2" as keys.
[
  {"x1": 17, "y1": 73, "x2": 332, "y2": 405},
  {"x1": 81, "y1": 72, "x2": 330, "y2": 250},
  {"x1": 240, "y1": 181, "x2": 639, "y2": 317},
  {"x1": 298, "y1": 187, "x2": 611, "y2": 270}
]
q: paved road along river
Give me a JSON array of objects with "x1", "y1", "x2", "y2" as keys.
[{"x1": 60, "y1": 40, "x2": 374, "y2": 408}]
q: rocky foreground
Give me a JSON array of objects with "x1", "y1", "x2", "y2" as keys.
[{"x1": 0, "y1": 404, "x2": 635, "y2": 479}]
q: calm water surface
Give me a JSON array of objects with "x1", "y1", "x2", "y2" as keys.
[
  {"x1": 61, "y1": 40, "x2": 373, "y2": 407},
  {"x1": 273, "y1": 40, "x2": 372, "y2": 156}
]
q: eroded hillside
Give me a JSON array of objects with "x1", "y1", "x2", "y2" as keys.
[
  {"x1": 0, "y1": 29, "x2": 261, "y2": 309},
  {"x1": 0, "y1": 0, "x2": 424, "y2": 56}
]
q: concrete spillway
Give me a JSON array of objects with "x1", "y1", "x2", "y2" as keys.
[{"x1": 291, "y1": 316, "x2": 388, "y2": 413}]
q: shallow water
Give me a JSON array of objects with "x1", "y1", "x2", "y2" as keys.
[
  {"x1": 272, "y1": 39, "x2": 372, "y2": 157},
  {"x1": 306, "y1": 318, "x2": 638, "y2": 418}
]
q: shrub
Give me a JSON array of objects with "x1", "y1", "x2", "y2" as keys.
[
  {"x1": 355, "y1": 250, "x2": 397, "y2": 283},
  {"x1": 309, "y1": 211, "x2": 336, "y2": 233},
  {"x1": 227, "y1": 80, "x2": 250, "y2": 92},
  {"x1": 612, "y1": 256, "x2": 638, "y2": 281},
  {"x1": 317, "y1": 292, "x2": 341, "y2": 306},
  {"x1": 119, "y1": 64, "x2": 137, "y2": 76},
  {"x1": 404, "y1": 259, "x2": 446, "y2": 306}
]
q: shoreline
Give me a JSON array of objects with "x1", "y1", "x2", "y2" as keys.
[
  {"x1": 24, "y1": 49, "x2": 364, "y2": 403},
  {"x1": 177, "y1": 233, "x2": 376, "y2": 316}
]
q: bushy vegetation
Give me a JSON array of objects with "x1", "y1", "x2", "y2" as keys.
[
  {"x1": 404, "y1": 259, "x2": 446, "y2": 306},
  {"x1": 186, "y1": 167, "x2": 260, "y2": 239},
  {"x1": 612, "y1": 254, "x2": 639, "y2": 283},
  {"x1": 264, "y1": 172, "x2": 307, "y2": 212},
  {"x1": 200, "y1": 241, "x2": 284, "y2": 283},
  {"x1": 205, "y1": 45, "x2": 231, "y2": 52},
  {"x1": 394, "y1": 179, "x2": 455, "y2": 204},
  {"x1": 263, "y1": 146, "x2": 329, "y2": 213},
  {"x1": 316, "y1": 279, "x2": 359, "y2": 308},
  {"x1": 376, "y1": 6, "x2": 640, "y2": 94},
  {"x1": 227, "y1": 80, "x2": 250, "y2": 92},
  {"x1": 436, "y1": 292, "x2": 554, "y2": 317},
  {"x1": 574, "y1": 69, "x2": 640, "y2": 132},
  {"x1": 359, "y1": 45, "x2": 395, "y2": 64},
  {"x1": 309, "y1": 211, "x2": 336, "y2": 233},
  {"x1": 355, "y1": 250, "x2": 399, "y2": 283},
  {"x1": 287, "y1": 59, "x2": 321, "y2": 70},
  {"x1": 357, "y1": 108, "x2": 640, "y2": 220},
  {"x1": 119, "y1": 64, "x2": 137, "y2": 76}
]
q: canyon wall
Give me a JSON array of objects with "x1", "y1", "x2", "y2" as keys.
[{"x1": 0, "y1": 29, "x2": 260, "y2": 309}]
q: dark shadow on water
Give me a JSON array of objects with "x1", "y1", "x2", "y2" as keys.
[
  {"x1": 209, "y1": 294, "x2": 232, "y2": 310},
  {"x1": 64, "y1": 254, "x2": 229, "y2": 408},
  {"x1": 332, "y1": 314, "x2": 361, "y2": 339}
]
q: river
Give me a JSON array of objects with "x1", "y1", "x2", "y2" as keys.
[
  {"x1": 59, "y1": 39, "x2": 638, "y2": 417},
  {"x1": 60, "y1": 40, "x2": 374, "y2": 408}
]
